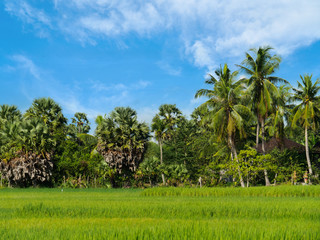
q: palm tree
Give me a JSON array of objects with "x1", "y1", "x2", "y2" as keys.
[
  {"x1": 175, "y1": 116, "x2": 195, "y2": 166},
  {"x1": 237, "y1": 46, "x2": 284, "y2": 186},
  {"x1": 0, "y1": 99, "x2": 65, "y2": 187},
  {"x1": 195, "y1": 64, "x2": 251, "y2": 187},
  {"x1": 71, "y1": 112, "x2": 90, "y2": 134},
  {"x1": 20, "y1": 118, "x2": 55, "y2": 157},
  {"x1": 158, "y1": 104, "x2": 182, "y2": 131},
  {"x1": 0, "y1": 120, "x2": 22, "y2": 159},
  {"x1": 95, "y1": 107, "x2": 149, "y2": 175},
  {"x1": 159, "y1": 104, "x2": 182, "y2": 159},
  {"x1": 0, "y1": 117, "x2": 55, "y2": 187},
  {"x1": 292, "y1": 74, "x2": 320, "y2": 180},
  {"x1": 268, "y1": 85, "x2": 293, "y2": 139},
  {"x1": 151, "y1": 104, "x2": 182, "y2": 185},
  {"x1": 25, "y1": 97, "x2": 67, "y2": 131},
  {"x1": 0, "y1": 105, "x2": 21, "y2": 129},
  {"x1": 151, "y1": 114, "x2": 167, "y2": 184}
]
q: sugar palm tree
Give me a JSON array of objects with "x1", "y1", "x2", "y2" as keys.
[
  {"x1": 96, "y1": 107, "x2": 149, "y2": 174},
  {"x1": 0, "y1": 105, "x2": 21, "y2": 129},
  {"x1": 292, "y1": 74, "x2": 320, "y2": 180},
  {"x1": 151, "y1": 104, "x2": 182, "y2": 185},
  {"x1": 195, "y1": 64, "x2": 251, "y2": 187},
  {"x1": 0, "y1": 120, "x2": 21, "y2": 159},
  {"x1": 237, "y1": 46, "x2": 284, "y2": 185},
  {"x1": 24, "y1": 97, "x2": 67, "y2": 131},
  {"x1": 0, "y1": 117, "x2": 55, "y2": 187},
  {"x1": 151, "y1": 114, "x2": 167, "y2": 184},
  {"x1": 0, "y1": 99, "x2": 64, "y2": 187},
  {"x1": 158, "y1": 104, "x2": 182, "y2": 132},
  {"x1": 20, "y1": 118, "x2": 55, "y2": 157},
  {"x1": 71, "y1": 112, "x2": 90, "y2": 134}
]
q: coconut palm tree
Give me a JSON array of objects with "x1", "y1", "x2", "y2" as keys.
[
  {"x1": 195, "y1": 64, "x2": 251, "y2": 187},
  {"x1": 267, "y1": 85, "x2": 294, "y2": 139},
  {"x1": 237, "y1": 46, "x2": 284, "y2": 186},
  {"x1": 292, "y1": 74, "x2": 320, "y2": 180}
]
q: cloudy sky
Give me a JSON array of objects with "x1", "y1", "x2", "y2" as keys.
[{"x1": 1, "y1": 0, "x2": 320, "y2": 126}]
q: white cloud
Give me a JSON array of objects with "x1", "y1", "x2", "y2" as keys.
[
  {"x1": 136, "y1": 107, "x2": 157, "y2": 124},
  {"x1": 72, "y1": 1, "x2": 164, "y2": 37},
  {"x1": 90, "y1": 79, "x2": 150, "y2": 92},
  {"x1": 90, "y1": 80, "x2": 126, "y2": 91},
  {"x1": 5, "y1": 1, "x2": 51, "y2": 25},
  {"x1": 11, "y1": 54, "x2": 41, "y2": 79},
  {"x1": 135, "y1": 80, "x2": 151, "y2": 89},
  {"x1": 5, "y1": 0, "x2": 52, "y2": 38},
  {"x1": 6, "y1": 54, "x2": 156, "y2": 132},
  {"x1": 5, "y1": 0, "x2": 320, "y2": 69},
  {"x1": 185, "y1": 39, "x2": 216, "y2": 70},
  {"x1": 57, "y1": 97, "x2": 102, "y2": 120},
  {"x1": 157, "y1": 61, "x2": 181, "y2": 76},
  {"x1": 8, "y1": 54, "x2": 105, "y2": 120},
  {"x1": 190, "y1": 97, "x2": 205, "y2": 105}
]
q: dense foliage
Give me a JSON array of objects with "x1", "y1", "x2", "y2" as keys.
[{"x1": 1, "y1": 46, "x2": 320, "y2": 188}]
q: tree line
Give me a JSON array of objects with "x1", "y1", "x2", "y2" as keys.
[{"x1": 1, "y1": 46, "x2": 320, "y2": 188}]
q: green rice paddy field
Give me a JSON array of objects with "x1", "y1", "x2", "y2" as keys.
[{"x1": 0, "y1": 186, "x2": 320, "y2": 239}]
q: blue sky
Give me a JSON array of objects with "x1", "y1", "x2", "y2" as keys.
[{"x1": 1, "y1": 0, "x2": 320, "y2": 128}]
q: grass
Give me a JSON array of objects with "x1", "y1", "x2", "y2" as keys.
[
  {"x1": 142, "y1": 185, "x2": 320, "y2": 197},
  {"x1": 0, "y1": 186, "x2": 319, "y2": 239}
]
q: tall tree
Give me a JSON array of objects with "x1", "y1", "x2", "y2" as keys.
[
  {"x1": 268, "y1": 85, "x2": 293, "y2": 139},
  {"x1": 71, "y1": 112, "x2": 90, "y2": 134},
  {"x1": 175, "y1": 116, "x2": 195, "y2": 166},
  {"x1": 0, "y1": 105, "x2": 22, "y2": 157},
  {"x1": 195, "y1": 64, "x2": 251, "y2": 187},
  {"x1": 237, "y1": 46, "x2": 283, "y2": 186},
  {"x1": 95, "y1": 107, "x2": 149, "y2": 178},
  {"x1": 24, "y1": 97, "x2": 67, "y2": 132},
  {"x1": 151, "y1": 114, "x2": 167, "y2": 185},
  {"x1": 151, "y1": 104, "x2": 182, "y2": 185},
  {"x1": 292, "y1": 74, "x2": 320, "y2": 180},
  {"x1": 0, "y1": 99, "x2": 66, "y2": 187},
  {"x1": 0, "y1": 105, "x2": 21, "y2": 128},
  {"x1": 0, "y1": 118, "x2": 55, "y2": 187}
]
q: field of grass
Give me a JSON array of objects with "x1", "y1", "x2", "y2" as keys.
[{"x1": 0, "y1": 186, "x2": 319, "y2": 239}]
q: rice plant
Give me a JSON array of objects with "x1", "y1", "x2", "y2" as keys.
[{"x1": 0, "y1": 187, "x2": 319, "y2": 239}]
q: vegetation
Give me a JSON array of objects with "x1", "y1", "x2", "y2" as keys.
[
  {"x1": 0, "y1": 187, "x2": 319, "y2": 239},
  {"x1": 292, "y1": 74, "x2": 320, "y2": 179},
  {"x1": 1, "y1": 46, "x2": 320, "y2": 188}
]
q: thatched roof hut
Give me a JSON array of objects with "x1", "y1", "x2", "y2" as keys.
[{"x1": 255, "y1": 137, "x2": 305, "y2": 153}]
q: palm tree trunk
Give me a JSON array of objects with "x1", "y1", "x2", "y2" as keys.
[
  {"x1": 261, "y1": 118, "x2": 271, "y2": 186},
  {"x1": 149, "y1": 175, "x2": 152, "y2": 186},
  {"x1": 305, "y1": 125, "x2": 313, "y2": 181},
  {"x1": 159, "y1": 139, "x2": 166, "y2": 185},
  {"x1": 229, "y1": 136, "x2": 245, "y2": 188},
  {"x1": 256, "y1": 122, "x2": 260, "y2": 148}
]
